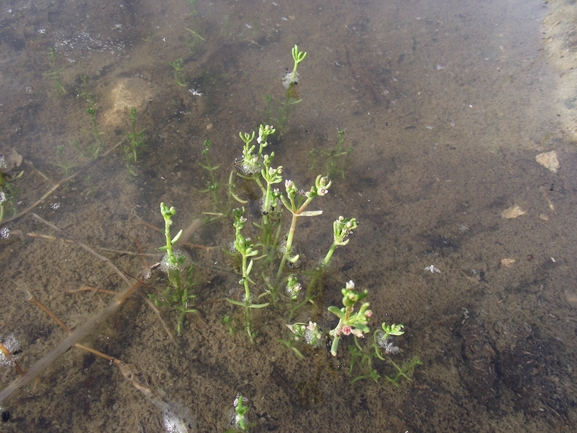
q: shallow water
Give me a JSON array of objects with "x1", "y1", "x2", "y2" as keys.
[{"x1": 1, "y1": 0, "x2": 577, "y2": 431}]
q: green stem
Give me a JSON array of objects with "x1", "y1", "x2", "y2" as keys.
[
  {"x1": 322, "y1": 242, "x2": 338, "y2": 266},
  {"x1": 276, "y1": 213, "x2": 299, "y2": 284},
  {"x1": 241, "y1": 252, "x2": 255, "y2": 343}
]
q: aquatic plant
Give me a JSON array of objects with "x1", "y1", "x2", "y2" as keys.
[
  {"x1": 185, "y1": 27, "x2": 205, "y2": 55},
  {"x1": 325, "y1": 129, "x2": 353, "y2": 179},
  {"x1": 76, "y1": 74, "x2": 94, "y2": 105},
  {"x1": 44, "y1": 48, "x2": 67, "y2": 97},
  {"x1": 262, "y1": 93, "x2": 301, "y2": 137},
  {"x1": 148, "y1": 203, "x2": 197, "y2": 335},
  {"x1": 124, "y1": 107, "x2": 146, "y2": 175},
  {"x1": 280, "y1": 321, "x2": 324, "y2": 359},
  {"x1": 265, "y1": 45, "x2": 307, "y2": 136},
  {"x1": 84, "y1": 107, "x2": 103, "y2": 158},
  {"x1": 52, "y1": 144, "x2": 76, "y2": 178},
  {"x1": 308, "y1": 129, "x2": 353, "y2": 179},
  {"x1": 276, "y1": 175, "x2": 331, "y2": 283},
  {"x1": 225, "y1": 208, "x2": 269, "y2": 342},
  {"x1": 386, "y1": 356, "x2": 423, "y2": 387},
  {"x1": 283, "y1": 44, "x2": 307, "y2": 89},
  {"x1": 199, "y1": 139, "x2": 221, "y2": 211},
  {"x1": 347, "y1": 322, "x2": 404, "y2": 383},
  {"x1": 225, "y1": 394, "x2": 255, "y2": 432},
  {"x1": 169, "y1": 58, "x2": 188, "y2": 87},
  {"x1": 0, "y1": 159, "x2": 23, "y2": 223},
  {"x1": 328, "y1": 280, "x2": 372, "y2": 357}
]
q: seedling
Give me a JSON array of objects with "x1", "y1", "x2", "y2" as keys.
[
  {"x1": 76, "y1": 74, "x2": 94, "y2": 105},
  {"x1": 282, "y1": 44, "x2": 307, "y2": 89},
  {"x1": 199, "y1": 139, "x2": 221, "y2": 211},
  {"x1": 169, "y1": 58, "x2": 188, "y2": 87},
  {"x1": 148, "y1": 203, "x2": 198, "y2": 335},
  {"x1": 44, "y1": 48, "x2": 67, "y2": 97},
  {"x1": 280, "y1": 321, "x2": 324, "y2": 359},
  {"x1": 124, "y1": 107, "x2": 146, "y2": 175},
  {"x1": 386, "y1": 356, "x2": 423, "y2": 387},
  {"x1": 0, "y1": 184, "x2": 19, "y2": 223},
  {"x1": 220, "y1": 315, "x2": 235, "y2": 336},
  {"x1": 347, "y1": 322, "x2": 405, "y2": 383},
  {"x1": 0, "y1": 158, "x2": 23, "y2": 223},
  {"x1": 225, "y1": 208, "x2": 269, "y2": 342},
  {"x1": 225, "y1": 395, "x2": 255, "y2": 432},
  {"x1": 309, "y1": 129, "x2": 353, "y2": 179},
  {"x1": 52, "y1": 145, "x2": 76, "y2": 178},
  {"x1": 324, "y1": 129, "x2": 353, "y2": 179},
  {"x1": 262, "y1": 93, "x2": 301, "y2": 137},
  {"x1": 185, "y1": 27, "x2": 205, "y2": 55},
  {"x1": 265, "y1": 45, "x2": 307, "y2": 136},
  {"x1": 84, "y1": 107, "x2": 103, "y2": 158},
  {"x1": 187, "y1": 0, "x2": 198, "y2": 16}
]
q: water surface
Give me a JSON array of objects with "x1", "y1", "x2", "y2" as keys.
[{"x1": 1, "y1": 0, "x2": 576, "y2": 431}]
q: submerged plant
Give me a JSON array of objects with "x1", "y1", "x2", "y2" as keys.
[
  {"x1": 264, "y1": 45, "x2": 307, "y2": 136},
  {"x1": 76, "y1": 74, "x2": 94, "y2": 105},
  {"x1": 44, "y1": 48, "x2": 67, "y2": 97},
  {"x1": 124, "y1": 107, "x2": 146, "y2": 175},
  {"x1": 325, "y1": 129, "x2": 353, "y2": 179},
  {"x1": 328, "y1": 280, "x2": 372, "y2": 357},
  {"x1": 148, "y1": 203, "x2": 197, "y2": 335},
  {"x1": 227, "y1": 124, "x2": 359, "y2": 320},
  {"x1": 199, "y1": 139, "x2": 221, "y2": 211},
  {"x1": 387, "y1": 356, "x2": 423, "y2": 387},
  {"x1": 347, "y1": 322, "x2": 405, "y2": 383},
  {"x1": 280, "y1": 321, "x2": 324, "y2": 359},
  {"x1": 169, "y1": 58, "x2": 188, "y2": 87},
  {"x1": 309, "y1": 129, "x2": 353, "y2": 179},
  {"x1": 185, "y1": 27, "x2": 205, "y2": 55},
  {"x1": 276, "y1": 175, "x2": 331, "y2": 283},
  {"x1": 52, "y1": 145, "x2": 76, "y2": 178},
  {"x1": 0, "y1": 157, "x2": 23, "y2": 223},
  {"x1": 282, "y1": 44, "x2": 307, "y2": 89},
  {"x1": 84, "y1": 107, "x2": 103, "y2": 158},
  {"x1": 262, "y1": 94, "x2": 301, "y2": 137},
  {"x1": 226, "y1": 208, "x2": 269, "y2": 342},
  {"x1": 225, "y1": 395, "x2": 255, "y2": 432}
]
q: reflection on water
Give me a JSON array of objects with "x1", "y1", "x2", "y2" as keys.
[{"x1": 1, "y1": 0, "x2": 577, "y2": 431}]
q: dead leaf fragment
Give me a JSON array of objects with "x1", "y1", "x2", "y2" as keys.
[
  {"x1": 535, "y1": 151, "x2": 559, "y2": 173},
  {"x1": 501, "y1": 205, "x2": 526, "y2": 219}
]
